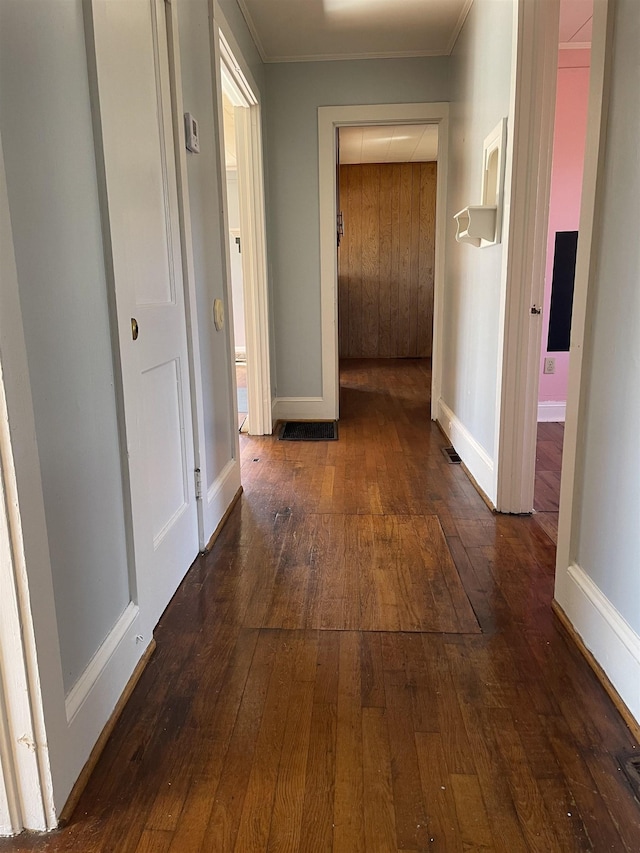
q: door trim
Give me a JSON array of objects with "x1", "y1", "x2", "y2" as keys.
[
  {"x1": 318, "y1": 102, "x2": 449, "y2": 421},
  {"x1": 0, "y1": 332, "x2": 55, "y2": 837},
  {"x1": 555, "y1": 0, "x2": 614, "y2": 598},
  {"x1": 0, "y1": 129, "x2": 57, "y2": 834},
  {"x1": 494, "y1": 0, "x2": 561, "y2": 512},
  {"x1": 217, "y1": 29, "x2": 273, "y2": 436},
  {"x1": 234, "y1": 103, "x2": 273, "y2": 435},
  {"x1": 164, "y1": 0, "x2": 210, "y2": 549}
]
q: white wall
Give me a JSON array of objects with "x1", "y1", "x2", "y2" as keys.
[
  {"x1": 439, "y1": 0, "x2": 513, "y2": 491},
  {"x1": 554, "y1": 0, "x2": 640, "y2": 727},
  {"x1": 0, "y1": 0, "x2": 130, "y2": 694},
  {"x1": 572, "y1": 0, "x2": 640, "y2": 633},
  {"x1": 265, "y1": 57, "x2": 451, "y2": 398}
]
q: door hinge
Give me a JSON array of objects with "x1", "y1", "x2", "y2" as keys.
[
  {"x1": 530, "y1": 305, "x2": 542, "y2": 315},
  {"x1": 194, "y1": 468, "x2": 202, "y2": 501}
]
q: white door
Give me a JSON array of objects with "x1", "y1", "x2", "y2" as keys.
[{"x1": 88, "y1": 0, "x2": 199, "y2": 629}]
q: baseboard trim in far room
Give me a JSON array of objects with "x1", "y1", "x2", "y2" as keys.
[
  {"x1": 58, "y1": 639, "x2": 157, "y2": 826},
  {"x1": 271, "y1": 396, "x2": 333, "y2": 424},
  {"x1": 537, "y1": 400, "x2": 566, "y2": 422}
]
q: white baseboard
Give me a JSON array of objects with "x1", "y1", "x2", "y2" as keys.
[
  {"x1": 537, "y1": 401, "x2": 566, "y2": 422},
  {"x1": 558, "y1": 563, "x2": 640, "y2": 726},
  {"x1": 205, "y1": 459, "x2": 241, "y2": 537},
  {"x1": 436, "y1": 398, "x2": 495, "y2": 502},
  {"x1": 272, "y1": 396, "x2": 332, "y2": 423},
  {"x1": 65, "y1": 602, "x2": 139, "y2": 723},
  {"x1": 60, "y1": 602, "x2": 147, "y2": 805}
]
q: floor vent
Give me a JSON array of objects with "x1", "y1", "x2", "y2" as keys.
[
  {"x1": 618, "y1": 750, "x2": 640, "y2": 804},
  {"x1": 442, "y1": 445, "x2": 462, "y2": 464},
  {"x1": 280, "y1": 421, "x2": 338, "y2": 441}
]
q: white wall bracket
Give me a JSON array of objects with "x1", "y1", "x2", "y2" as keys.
[
  {"x1": 453, "y1": 117, "x2": 507, "y2": 248},
  {"x1": 454, "y1": 205, "x2": 497, "y2": 246}
]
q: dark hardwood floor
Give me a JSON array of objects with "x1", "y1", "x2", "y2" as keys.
[
  {"x1": 533, "y1": 421, "x2": 564, "y2": 545},
  {"x1": 3, "y1": 359, "x2": 638, "y2": 852}
]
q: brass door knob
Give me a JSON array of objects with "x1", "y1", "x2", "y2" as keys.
[{"x1": 131, "y1": 318, "x2": 139, "y2": 340}]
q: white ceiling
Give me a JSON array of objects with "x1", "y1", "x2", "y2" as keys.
[
  {"x1": 237, "y1": 0, "x2": 592, "y2": 64},
  {"x1": 339, "y1": 124, "x2": 438, "y2": 165},
  {"x1": 237, "y1": 0, "x2": 472, "y2": 63}
]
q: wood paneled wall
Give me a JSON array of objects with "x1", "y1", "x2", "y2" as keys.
[{"x1": 338, "y1": 162, "x2": 436, "y2": 358}]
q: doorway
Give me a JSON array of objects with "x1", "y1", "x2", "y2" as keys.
[
  {"x1": 318, "y1": 103, "x2": 450, "y2": 422},
  {"x1": 337, "y1": 124, "x2": 438, "y2": 364},
  {"x1": 217, "y1": 33, "x2": 272, "y2": 436},
  {"x1": 220, "y1": 88, "x2": 249, "y2": 431},
  {"x1": 533, "y1": 24, "x2": 592, "y2": 542}
]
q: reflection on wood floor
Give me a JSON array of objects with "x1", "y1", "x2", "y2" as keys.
[
  {"x1": 3, "y1": 360, "x2": 638, "y2": 853},
  {"x1": 534, "y1": 421, "x2": 565, "y2": 544}
]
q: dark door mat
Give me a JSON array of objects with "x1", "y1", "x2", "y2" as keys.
[{"x1": 279, "y1": 421, "x2": 338, "y2": 441}]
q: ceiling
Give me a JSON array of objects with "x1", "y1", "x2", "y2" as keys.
[
  {"x1": 237, "y1": 0, "x2": 592, "y2": 64},
  {"x1": 339, "y1": 124, "x2": 438, "y2": 165},
  {"x1": 237, "y1": 0, "x2": 472, "y2": 63}
]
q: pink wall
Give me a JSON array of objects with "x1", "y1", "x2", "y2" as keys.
[{"x1": 538, "y1": 50, "x2": 591, "y2": 411}]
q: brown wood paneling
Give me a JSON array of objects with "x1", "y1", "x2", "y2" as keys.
[
  {"x1": 338, "y1": 162, "x2": 437, "y2": 358},
  {"x1": 418, "y1": 163, "x2": 436, "y2": 355},
  {"x1": 378, "y1": 166, "x2": 392, "y2": 357},
  {"x1": 347, "y1": 165, "x2": 362, "y2": 358}
]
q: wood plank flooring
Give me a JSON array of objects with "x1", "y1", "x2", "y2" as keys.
[
  {"x1": 533, "y1": 422, "x2": 564, "y2": 545},
  {"x1": 3, "y1": 360, "x2": 638, "y2": 852}
]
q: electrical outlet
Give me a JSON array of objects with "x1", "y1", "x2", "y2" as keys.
[{"x1": 544, "y1": 357, "x2": 556, "y2": 375}]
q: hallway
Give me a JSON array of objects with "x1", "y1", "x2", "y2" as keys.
[{"x1": 2, "y1": 361, "x2": 638, "y2": 852}]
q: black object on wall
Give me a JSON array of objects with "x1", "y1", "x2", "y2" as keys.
[{"x1": 547, "y1": 230, "x2": 578, "y2": 352}]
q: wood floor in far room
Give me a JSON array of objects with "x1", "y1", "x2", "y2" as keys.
[
  {"x1": 2, "y1": 360, "x2": 638, "y2": 853},
  {"x1": 533, "y1": 420, "x2": 564, "y2": 545}
]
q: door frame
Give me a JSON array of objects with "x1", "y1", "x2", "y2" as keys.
[
  {"x1": 555, "y1": 0, "x2": 614, "y2": 595},
  {"x1": 495, "y1": 0, "x2": 610, "y2": 527},
  {"x1": 216, "y1": 29, "x2": 272, "y2": 436},
  {"x1": 494, "y1": 0, "x2": 561, "y2": 512},
  {"x1": 0, "y1": 129, "x2": 57, "y2": 835},
  {"x1": 164, "y1": 0, "x2": 211, "y2": 550},
  {"x1": 318, "y1": 102, "x2": 449, "y2": 421}
]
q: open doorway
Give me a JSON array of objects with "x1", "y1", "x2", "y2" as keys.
[
  {"x1": 220, "y1": 89, "x2": 248, "y2": 431},
  {"x1": 318, "y1": 103, "x2": 450, "y2": 423},
  {"x1": 337, "y1": 124, "x2": 438, "y2": 364},
  {"x1": 534, "y1": 5, "x2": 592, "y2": 542},
  {"x1": 217, "y1": 33, "x2": 272, "y2": 436}
]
